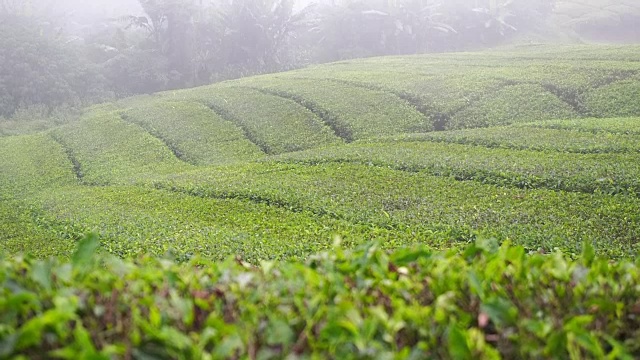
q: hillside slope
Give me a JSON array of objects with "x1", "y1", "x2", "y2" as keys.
[{"x1": 1, "y1": 44, "x2": 640, "y2": 261}]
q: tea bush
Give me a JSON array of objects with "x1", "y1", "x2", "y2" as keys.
[
  {"x1": 49, "y1": 110, "x2": 192, "y2": 185},
  {"x1": 398, "y1": 126, "x2": 640, "y2": 153},
  {"x1": 1, "y1": 236, "x2": 638, "y2": 359},
  {"x1": 275, "y1": 142, "x2": 640, "y2": 196},
  {"x1": 121, "y1": 99, "x2": 264, "y2": 165},
  {"x1": 520, "y1": 117, "x2": 640, "y2": 135},
  {"x1": 0, "y1": 134, "x2": 76, "y2": 200},
  {"x1": 584, "y1": 80, "x2": 640, "y2": 118},
  {"x1": 0, "y1": 200, "x2": 77, "y2": 257},
  {"x1": 165, "y1": 86, "x2": 343, "y2": 154},
  {"x1": 448, "y1": 84, "x2": 577, "y2": 129}
]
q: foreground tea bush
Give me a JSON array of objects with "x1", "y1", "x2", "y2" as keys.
[{"x1": 1, "y1": 235, "x2": 639, "y2": 359}]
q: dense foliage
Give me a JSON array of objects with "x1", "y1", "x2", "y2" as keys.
[
  {"x1": 3, "y1": 0, "x2": 637, "y2": 117},
  {"x1": 555, "y1": 0, "x2": 640, "y2": 42},
  {"x1": 0, "y1": 16, "x2": 108, "y2": 117},
  {"x1": 1, "y1": 235, "x2": 639, "y2": 359}
]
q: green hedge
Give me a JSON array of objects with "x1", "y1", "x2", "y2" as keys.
[
  {"x1": 275, "y1": 142, "x2": 640, "y2": 197},
  {"x1": 1, "y1": 235, "x2": 638, "y2": 359},
  {"x1": 21, "y1": 184, "x2": 404, "y2": 261}
]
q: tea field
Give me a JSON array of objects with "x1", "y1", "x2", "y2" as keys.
[
  {"x1": 1, "y1": 44, "x2": 640, "y2": 358},
  {"x1": 2, "y1": 44, "x2": 640, "y2": 261}
]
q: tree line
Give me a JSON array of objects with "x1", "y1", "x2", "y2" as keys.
[{"x1": 0, "y1": 0, "x2": 636, "y2": 119}]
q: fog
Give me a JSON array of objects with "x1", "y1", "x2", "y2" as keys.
[{"x1": 1, "y1": 0, "x2": 638, "y2": 118}]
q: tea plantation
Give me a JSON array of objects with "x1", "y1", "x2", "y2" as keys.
[{"x1": 1, "y1": 44, "x2": 640, "y2": 358}]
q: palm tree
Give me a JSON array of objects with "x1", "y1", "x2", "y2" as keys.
[
  {"x1": 217, "y1": 0, "x2": 316, "y2": 72},
  {"x1": 312, "y1": 0, "x2": 456, "y2": 59},
  {"x1": 122, "y1": 0, "x2": 202, "y2": 86},
  {"x1": 555, "y1": 0, "x2": 640, "y2": 41}
]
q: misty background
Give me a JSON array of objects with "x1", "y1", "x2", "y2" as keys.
[{"x1": 1, "y1": 0, "x2": 639, "y2": 120}]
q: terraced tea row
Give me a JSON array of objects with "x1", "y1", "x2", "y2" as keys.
[
  {"x1": 157, "y1": 86, "x2": 344, "y2": 152},
  {"x1": 237, "y1": 78, "x2": 432, "y2": 136},
  {"x1": 147, "y1": 163, "x2": 640, "y2": 258},
  {"x1": 10, "y1": 185, "x2": 402, "y2": 261},
  {"x1": 275, "y1": 142, "x2": 640, "y2": 196},
  {"x1": 447, "y1": 83, "x2": 577, "y2": 129},
  {"x1": 49, "y1": 110, "x2": 192, "y2": 185},
  {"x1": 521, "y1": 116, "x2": 640, "y2": 135},
  {"x1": 120, "y1": 99, "x2": 263, "y2": 165},
  {"x1": 570, "y1": 79, "x2": 640, "y2": 117},
  {"x1": 0, "y1": 133, "x2": 76, "y2": 200},
  {"x1": 398, "y1": 121, "x2": 640, "y2": 153}
]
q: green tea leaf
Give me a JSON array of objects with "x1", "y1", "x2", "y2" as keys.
[
  {"x1": 581, "y1": 241, "x2": 596, "y2": 266},
  {"x1": 72, "y1": 233, "x2": 100, "y2": 268},
  {"x1": 448, "y1": 326, "x2": 472, "y2": 360}
]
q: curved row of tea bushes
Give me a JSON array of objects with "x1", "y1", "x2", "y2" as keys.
[
  {"x1": 20, "y1": 184, "x2": 405, "y2": 261},
  {"x1": 246, "y1": 77, "x2": 432, "y2": 137},
  {"x1": 150, "y1": 163, "x2": 640, "y2": 258},
  {"x1": 520, "y1": 117, "x2": 640, "y2": 135},
  {"x1": 397, "y1": 125, "x2": 640, "y2": 153},
  {"x1": 164, "y1": 86, "x2": 343, "y2": 154},
  {"x1": 0, "y1": 133, "x2": 76, "y2": 200},
  {"x1": 275, "y1": 142, "x2": 640, "y2": 196},
  {"x1": 121, "y1": 99, "x2": 264, "y2": 165},
  {"x1": 49, "y1": 110, "x2": 192, "y2": 185},
  {"x1": 583, "y1": 80, "x2": 640, "y2": 118},
  {"x1": 447, "y1": 84, "x2": 577, "y2": 129}
]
